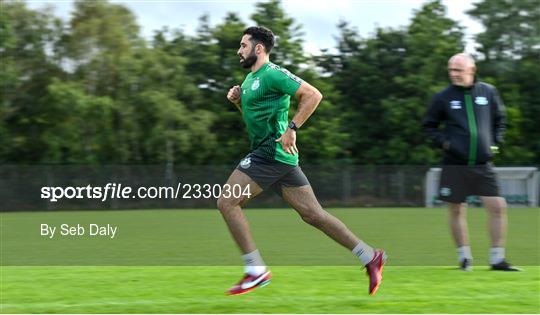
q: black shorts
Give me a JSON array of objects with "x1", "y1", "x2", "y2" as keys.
[
  {"x1": 235, "y1": 153, "x2": 310, "y2": 193},
  {"x1": 439, "y1": 163, "x2": 501, "y2": 203}
]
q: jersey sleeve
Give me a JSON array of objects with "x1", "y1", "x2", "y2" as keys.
[
  {"x1": 490, "y1": 86, "x2": 507, "y2": 144},
  {"x1": 422, "y1": 93, "x2": 447, "y2": 148},
  {"x1": 267, "y1": 66, "x2": 303, "y2": 96}
]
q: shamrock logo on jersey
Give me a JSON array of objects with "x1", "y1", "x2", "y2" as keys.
[{"x1": 251, "y1": 78, "x2": 260, "y2": 91}]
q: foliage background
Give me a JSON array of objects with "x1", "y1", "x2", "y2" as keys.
[{"x1": 1, "y1": 0, "x2": 538, "y2": 166}]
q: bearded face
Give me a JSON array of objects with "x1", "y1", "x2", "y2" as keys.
[{"x1": 239, "y1": 45, "x2": 258, "y2": 69}]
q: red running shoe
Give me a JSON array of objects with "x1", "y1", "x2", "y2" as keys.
[
  {"x1": 227, "y1": 270, "x2": 271, "y2": 295},
  {"x1": 366, "y1": 250, "x2": 387, "y2": 295}
]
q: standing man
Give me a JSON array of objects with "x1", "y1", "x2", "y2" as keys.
[
  {"x1": 218, "y1": 26, "x2": 386, "y2": 296},
  {"x1": 423, "y1": 53, "x2": 519, "y2": 272}
]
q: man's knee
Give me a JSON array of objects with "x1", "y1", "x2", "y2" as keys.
[
  {"x1": 484, "y1": 197, "x2": 507, "y2": 217},
  {"x1": 488, "y1": 202, "x2": 507, "y2": 217},
  {"x1": 490, "y1": 208, "x2": 506, "y2": 220},
  {"x1": 300, "y1": 210, "x2": 327, "y2": 227},
  {"x1": 448, "y1": 203, "x2": 466, "y2": 217},
  {"x1": 217, "y1": 197, "x2": 236, "y2": 213}
]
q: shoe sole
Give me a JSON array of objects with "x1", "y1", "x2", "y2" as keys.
[{"x1": 227, "y1": 279, "x2": 271, "y2": 296}]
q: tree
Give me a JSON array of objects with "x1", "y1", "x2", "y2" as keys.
[
  {"x1": 251, "y1": 0, "x2": 306, "y2": 71},
  {"x1": 384, "y1": 0, "x2": 464, "y2": 164},
  {"x1": 3, "y1": 0, "x2": 535, "y2": 166},
  {"x1": 467, "y1": 0, "x2": 539, "y2": 61},
  {"x1": 468, "y1": 0, "x2": 540, "y2": 164},
  {"x1": 115, "y1": 45, "x2": 217, "y2": 164},
  {"x1": 61, "y1": 0, "x2": 143, "y2": 96},
  {"x1": 0, "y1": 1, "x2": 65, "y2": 162},
  {"x1": 320, "y1": 0, "x2": 464, "y2": 164},
  {"x1": 42, "y1": 80, "x2": 115, "y2": 163}
]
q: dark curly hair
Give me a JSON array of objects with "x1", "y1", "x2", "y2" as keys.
[{"x1": 243, "y1": 26, "x2": 275, "y2": 53}]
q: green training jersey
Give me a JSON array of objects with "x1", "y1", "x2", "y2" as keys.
[{"x1": 240, "y1": 62, "x2": 302, "y2": 165}]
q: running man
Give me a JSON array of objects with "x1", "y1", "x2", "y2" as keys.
[{"x1": 218, "y1": 26, "x2": 386, "y2": 296}]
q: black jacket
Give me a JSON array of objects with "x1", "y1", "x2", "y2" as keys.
[{"x1": 423, "y1": 80, "x2": 506, "y2": 165}]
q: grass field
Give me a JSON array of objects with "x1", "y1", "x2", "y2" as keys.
[
  {"x1": 3, "y1": 266, "x2": 539, "y2": 313},
  {"x1": 1, "y1": 208, "x2": 539, "y2": 313}
]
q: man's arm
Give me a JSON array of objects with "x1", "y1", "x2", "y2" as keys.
[
  {"x1": 422, "y1": 94, "x2": 447, "y2": 149},
  {"x1": 290, "y1": 81, "x2": 323, "y2": 128},
  {"x1": 491, "y1": 87, "x2": 506, "y2": 144},
  {"x1": 276, "y1": 81, "x2": 323, "y2": 155}
]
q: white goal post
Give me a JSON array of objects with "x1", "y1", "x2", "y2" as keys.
[{"x1": 425, "y1": 167, "x2": 539, "y2": 207}]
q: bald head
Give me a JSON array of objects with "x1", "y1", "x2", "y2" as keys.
[
  {"x1": 449, "y1": 53, "x2": 476, "y2": 67},
  {"x1": 448, "y1": 53, "x2": 476, "y2": 87}
]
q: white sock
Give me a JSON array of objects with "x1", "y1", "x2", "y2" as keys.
[
  {"x1": 242, "y1": 249, "x2": 266, "y2": 276},
  {"x1": 352, "y1": 241, "x2": 375, "y2": 265},
  {"x1": 457, "y1": 246, "x2": 473, "y2": 262},
  {"x1": 489, "y1": 247, "x2": 505, "y2": 265}
]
